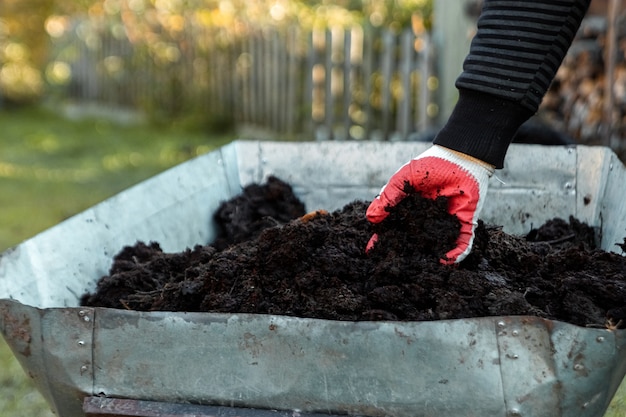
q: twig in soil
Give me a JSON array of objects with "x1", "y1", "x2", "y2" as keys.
[
  {"x1": 530, "y1": 233, "x2": 576, "y2": 246},
  {"x1": 229, "y1": 277, "x2": 239, "y2": 295},
  {"x1": 606, "y1": 319, "x2": 624, "y2": 331},
  {"x1": 131, "y1": 289, "x2": 164, "y2": 296},
  {"x1": 485, "y1": 225, "x2": 503, "y2": 232},
  {"x1": 586, "y1": 319, "x2": 624, "y2": 331},
  {"x1": 120, "y1": 289, "x2": 164, "y2": 310},
  {"x1": 299, "y1": 210, "x2": 329, "y2": 223}
]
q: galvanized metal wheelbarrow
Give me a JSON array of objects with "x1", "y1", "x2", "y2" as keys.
[{"x1": 1, "y1": 141, "x2": 625, "y2": 417}]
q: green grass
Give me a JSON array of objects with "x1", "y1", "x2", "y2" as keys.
[
  {"x1": 0, "y1": 106, "x2": 234, "y2": 251},
  {"x1": 0, "y1": 105, "x2": 235, "y2": 415},
  {"x1": 608, "y1": 382, "x2": 626, "y2": 417},
  {"x1": 0, "y1": 106, "x2": 625, "y2": 416}
]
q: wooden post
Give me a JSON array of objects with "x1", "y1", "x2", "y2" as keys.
[
  {"x1": 432, "y1": 0, "x2": 477, "y2": 126},
  {"x1": 285, "y1": 26, "x2": 299, "y2": 135},
  {"x1": 416, "y1": 31, "x2": 434, "y2": 132},
  {"x1": 341, "y1": 28, "x2": 352, "y2": 140},
  {"x1": 380, "y1": 30, "x2": 395, "y2": 140},
  {"x1": 604, "y1": 0, "x2": 621, "y2": 149},
  {"x1": 324, "y1": 29, "x2": 334, "y2": 139},
  {"x1": 398, "y1": 29, "x2": 414, "y2": 140},
  {"x1": 362, "y1": 28, "x2": 374, "y2": 140},
  {"x1": 305, "y1": 30, "x2": 316, "y2": 137}
]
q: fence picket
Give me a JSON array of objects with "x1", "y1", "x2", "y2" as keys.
[
  {"x1": 417, "y1": 32, "x2": 432, "y2": 132},
  {"x1": 361, "y1": 29, "x2": 375, "y2": 140},
  {"x1": 323, "y1": 29, "x2": 334, "y2": 140},
  {"x1": 55, "y1": 22, "x2": 437, "y2": 140},
  {"x1": 398, "y1": 29, "x2": 414, "y2": 139},
  {"x1": 380, "y1": 30, "x2": 395, "y2": 141},
  {"x1": 339, "y1": 29, "x2": 350, "y2": 141},
  {"x1": 285, "y1": 26, "x2": 299, "y2": 136}
]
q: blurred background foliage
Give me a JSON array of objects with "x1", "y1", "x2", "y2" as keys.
[
  {"x1": 2, "y1": 3, "x2": 436, "y2": 415},
  {"x1": 0, "y1": 0, "x2": 432, "y2": 108},
  {"x1": 1, "y1": 2, "x2": 626, "y2": 416},
  {"x1": 0, "y1": 104, "x2": 235, "y2": 416}
]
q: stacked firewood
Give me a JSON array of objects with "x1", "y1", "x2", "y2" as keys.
[{"x1": 539, "y1": 13, "x2": 626, "y2": 160}]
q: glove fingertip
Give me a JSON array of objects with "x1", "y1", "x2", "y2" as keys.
[
  {"x1": 439, "y1": 252, "x2": 460, "y2": 265},
  {"x1": 366, "y1": 201, "x2": 389, "y2": 223},
  {"x1": 365, "y1": 234, "x2": 379, "y2": 253},
  {"x1": 440, "y1": 241, "x2": 471, "y2": 265}
]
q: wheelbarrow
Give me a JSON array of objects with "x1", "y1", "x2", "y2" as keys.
[{"x1": 1, "y1": 140, "x2": 625, "y2": 417}]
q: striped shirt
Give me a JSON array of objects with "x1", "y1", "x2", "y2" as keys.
[{"x1": 434, "y1": 0, "x2": 591, "y2": 168}]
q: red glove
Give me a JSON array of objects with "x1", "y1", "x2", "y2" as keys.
[{"x1": 366, "y1": 145, "x2": 495, "y2": 264}]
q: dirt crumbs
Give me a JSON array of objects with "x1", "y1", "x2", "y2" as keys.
[{"x1": 80, "y1": 176, "x2": 626, "y2": 329}]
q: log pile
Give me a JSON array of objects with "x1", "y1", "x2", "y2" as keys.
[{"x1": 540, "y1": 13, "x2": 626, "y2": 161}]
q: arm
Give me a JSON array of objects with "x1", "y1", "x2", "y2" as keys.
[
  {"x1": 368, "y1": 0, "x2": 592, "y2": 263},
  {"x1": 434, "y1": 0, "x2": 591, "y2": 168}
]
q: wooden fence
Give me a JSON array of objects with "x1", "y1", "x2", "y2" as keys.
[{"x1": 55, "y1": 22, "x2": 437, "y2": 140}]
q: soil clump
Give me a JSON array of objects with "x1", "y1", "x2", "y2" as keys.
[{"x1": 80, "y1": 176, "x2": 626, "y2": 329}]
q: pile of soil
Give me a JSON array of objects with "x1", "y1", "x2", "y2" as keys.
[{"x1": 80, "y1": 176, "x2": 626, "y2": 329}]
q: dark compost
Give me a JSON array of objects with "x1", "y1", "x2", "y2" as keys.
[{"x1": 81, "y1": 176, "x2": 626, "y2": 329}]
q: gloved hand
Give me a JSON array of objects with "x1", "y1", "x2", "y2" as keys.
[{"x1": 366, "y1": 145, "x2": 495, "y2": 264}]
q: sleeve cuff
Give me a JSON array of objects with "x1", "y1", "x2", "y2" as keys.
[{"x1": 432, "y1": 89, "x2": 534, "y2": 169}]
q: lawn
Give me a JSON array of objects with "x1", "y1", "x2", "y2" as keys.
[
  {"x1": 0, "y1": 106, "x2": 625, "y2": 416},
  {"x1": 0, "y1": 105, "x2": 235, "y2": 416}
]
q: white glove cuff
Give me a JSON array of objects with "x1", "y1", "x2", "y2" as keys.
[{"x1": 417, "y1": 145, "x2": 495, "y2": 183}]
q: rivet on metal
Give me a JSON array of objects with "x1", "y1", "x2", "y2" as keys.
[
  {"x1": 497, "y1": 321, "x2": 506, "y2": 328},
  {"x1": 78, "y1": 340, "x2": 85, "y2": 346},
  {"x1": 511, "y1": 330, "x2": 519, "y2": 337},
  {"x1": 609, "y1": 163, "x2": 614, "y2": 171},
  {"x1": 83, "y1": 316, "x2": 90, "y2": 322},
  {"x1": 564, "y1": 182, "x2": 573, "y2": 190},
  {"x1": 597, "y1": 336, "x2": 605, "y2": 343},
  {"x1": 507, "y1": 408, "x2": 522, "y2": 417},
  {"x1": 80, "y1": 365, "x2": 89, "y2": 373},
  {"x1": 78, "y1": 310, "x2": 86, "y2": 317},
  {"x1": 574, "y1": 364, "x2": 585, "y2": 371}
]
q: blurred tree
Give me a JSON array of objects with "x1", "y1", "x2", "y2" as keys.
[
  {"x1": 1, "y1": 0, "x2": 432, "y2": 108},
  {"x1": 297, "y1": 0, "x2": 432, "y2": 29},
  {"x1": 0, "y1": 0, "x2": 55, "y2": 104}
]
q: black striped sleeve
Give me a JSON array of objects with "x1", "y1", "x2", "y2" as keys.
[
  {"x1": 434, "y1": 0, "x2": 591, "y2": 168},
  {"x1": 457, "y1": 0, "x2": 591, "y2": 112}
]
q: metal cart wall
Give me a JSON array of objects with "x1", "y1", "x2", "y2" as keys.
[{"x1": 1, "y1": 141, "x2": 625, "y2": 417}]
